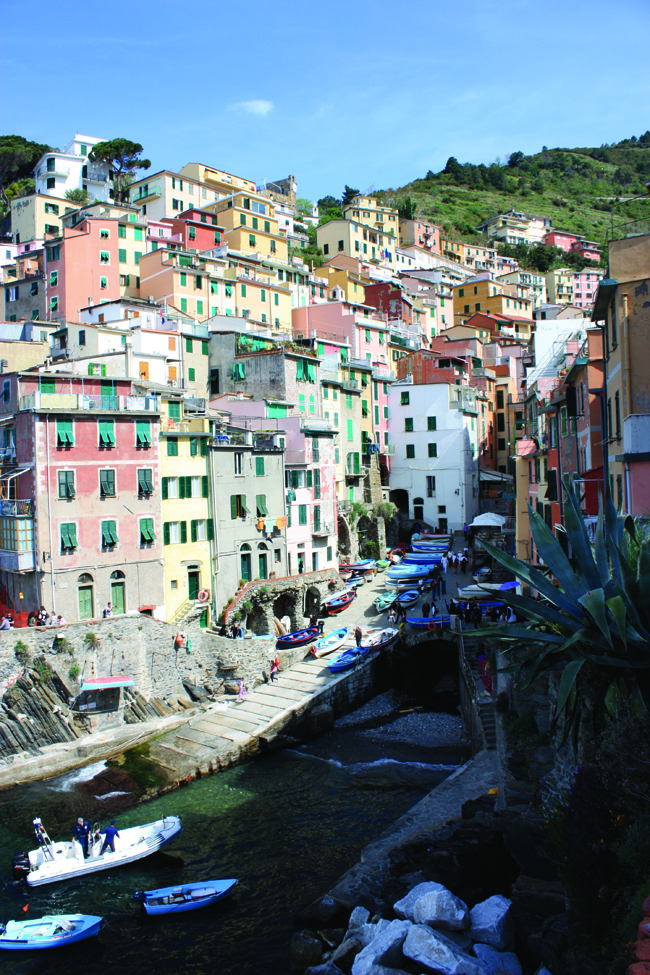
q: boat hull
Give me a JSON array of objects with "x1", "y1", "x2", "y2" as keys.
[
  {"x1": 0, "y1": 915, "x2": 102, "y2": 949},
  {"x1": 276, "y1": 626, "x2": 320, "y2": 649},
  {"x1": 324, "y1": 595, "x2": 354, "y2": 615},
  {"x1": 136, "y1": 879, "x2": 238, "y2": 915},
  {"x1": 310, "y1": 628, "x2": 348, "y2": 657},
  {"x1": 396, "y1": 590, "x2": 420, "y2": 607},
  {"x1": 406, "y1": 616, "x2": 451, "y2": 630},
  {"x1": 25, "y1": 817, "x2": 183, "y2": 887},
  {"x1": 328, "y1": 647, "x2": 368, "y2": 673}
]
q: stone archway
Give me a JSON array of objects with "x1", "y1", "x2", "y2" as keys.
[
  {"x1": 389, "y1": 489, "x2": 409, "y2": 517},
  {"x1": 337, "y1": 513, "x2": 359, "y2": 561},
  {"x1": 273, "y1": 590, "x2": 301, "y2": 633},
  {"x1": 304, "y1": 585, "x2": 321, "y2": 617}
]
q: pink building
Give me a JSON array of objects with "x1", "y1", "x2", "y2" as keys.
[
  {"x1": 572, "y1": 269, "x2": 605, "y2": 309},
  {"x1": 46, "y1": 220, "x2": 120, "y2": 322},
  {"x1": 0, "y1": 371, "x2": 164, "y2": 624},
  {"x1": 570, "y1": 239, "x2": 601, "y2": 262},
  {"x1": 399, "y1": 219, "x2": 441, "y2": 254},
  {"x1": 162, "y1": 208, "x2": 225, "y2": 252},
  {"x1": 544, "y1": 230, "x2": 582, "y2": 252}
]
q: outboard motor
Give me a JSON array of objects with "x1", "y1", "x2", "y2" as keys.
[{"x1": 12, "y1": 852, "x2": 30, "y2": 881}]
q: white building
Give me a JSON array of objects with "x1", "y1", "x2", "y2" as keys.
[
  {"x1": 388, "y1": 380, "x2": 479, "y2": 532},
  {"x1": 34, "y1": 133, "x2": 113, "y2": 202}
]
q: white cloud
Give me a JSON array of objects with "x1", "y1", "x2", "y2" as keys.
[{"x1": 229, "y1": 99, "x2": 274, "y2": 116}]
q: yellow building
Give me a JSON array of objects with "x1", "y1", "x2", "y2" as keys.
[
  {"x1": 316, "y1": 219, "x2": 397, "y2": 270},
  {"x1": 179, "y1": 163, "x2": 256, "y2": 197},
  {"x1": 317, "y1": 264, "x2": 366, "y2": 304},
  {"x1": 160, "y1": 397, "x2": 214, "y2": 624},
  {"x1": 343, "y1": 195, "x2": 399, "y2": 237},
  {"x1": 11, "y1": 192, "x2": 75, "y2": 243},
  {"x1": 545, "y1": 267, "x2": 575, "y2": 305},
  {"x1": 453, "y1": 277, "x2": 533, "y2": 326},
  {"x1": 206, "y1": 191, "x2": 289, "y2": 264}
]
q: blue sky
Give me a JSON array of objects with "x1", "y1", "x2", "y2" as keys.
[{"x1": 4, "y1": 0, "x2": 649, "y2": 202}]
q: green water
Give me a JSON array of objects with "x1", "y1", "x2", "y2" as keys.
[{"x1": 0, "y1": 747, "x2": 445, "y2": 974}]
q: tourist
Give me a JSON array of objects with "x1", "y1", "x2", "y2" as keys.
[
  {"x1": 463, "y1": 523, "x2": 469, "y2": 542},
  {"x1": 441, "y1": 555, "x2": 448, "y2": 574},
  {"x1": 506, "y1": 606, "x2": 516, "y2": 624},
  {"x1": 472, "y1": 603, "x2": 483, "y2": 627},
  {"x1": 270, "y1": 659, "x2": 279, "y2": 682},
  {"x1": 354, "y1": 625, "x2": 363, "y2": 647},
  {"x1": 422, "y1": 601, "x2": 430, "y2": 619},
  {"x1": 98, "y1": 820, "x2": 120, "y2": 855},
  {"x1": 103, "y1": 602, "x2": 113, "y2": 618},
  {"x1": 308, "y1": 614, "x2": 318, "y2": 629},
  {"x1": 464, "y1": 603, "x2": 472, "y2": 625},
  {"x1": 387, "y1": 607, "x2": 397, "y2": 624},
  {"x1": 0, "y1": 616, "x2": 10, "y2": 631},
  {"x1": 452, "y1": 553, "x2": 459, "y2": 575},
  {"x1": 219, "y1": 622, "x2": 228, "y2": 636},
  {"x1": 50, "y1": 613, "x2": 60, "y2": 626},
  {"x1": 57, "y1": 614, "x2": 67, "y2": 625},
  {"x1": 72, "y1": 817, "x2": 91, "y2": 858},
  {"x1": 237, "y1": 679, "x2": 249, "y2": 702},
  {"x1": 237, "y1": 623, "x2": 244, "y2": 639},
  {"x1": 489, "y1": 605, "x2": 499, "y2": 623},
  {"x1": 36, "y1": 606, "x2": 49, "y2": 627},
  {"x1": 230, "y1": 622, "x2": 238, "y2": 639},
  {"x1": 298, "y1": 559, "x2": 304, "y2": 574}
]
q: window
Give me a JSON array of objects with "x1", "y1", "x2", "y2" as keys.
[
  {"x1": 100, "y1": 469, "x2": 115, "y2": 497},
  {"x1": 57, "y1": 419, "x2": 74, "y2": 447},
  {"x1": 49, "y1": 270, "x2": 58, "y2": 287},
  {"x1": 188, "y1": 367, "x2": 195, "y2": 382},
  {"x1": 496, "y1": 390, "x2": 505, "y2": 409},
  {"x1": 298, "y1": 504, "x2": 307, "y2": 525},
  {"x1": 427, "y1": 416, "x2": 437, "y2": 431},
  {"x1": 101, "y1": 520, "x2": 119, "y2": 550},
  {"x1": 405, "y1": 417, "x2": 413, "y2": 432},
  {"x1": 347, "y1": 418, "x2": 354, "y2": 441},
  {"x1": 234, "y1": 452, "x2": 244, "y2": 475},
  {"x1": 100, "y1": 228, "x2": 110, "y2": 239},
  {"x1": 428, "y1": 443, "x2": 437, "y2": 457},
  {"x1": 406, "y1": 444, "x2": 415, "y2": 459},
  {"x1": 100, "y1": 251, "x2": 110, "y2": 264},
  {"x1": 255, "y1": 457, "x2": 265, "y2": 476},
  {"x1": 167, "y1": 439, "x2": 178, "y2": 456},
  {"x1": 189, "y1": 226, "x2": 196, "y2": 240},
  {"x1": 98, "y1": 420, "x2": 115, "y2": 448},
  {"x1": 58, "y1": 470, "x2": 75, "y2": 499},
  {"x1": 136, "y1": 420, "x2": 151, "y2": 447},
  {"x1": 249, "y1": 234, "x2": 256, "y2": 247},
  {"x1": 615, "y1": 390, "x2": 621, "y2": 439},
  {"x1": 60, "y1": 522, "x2": 78, "y2": 552},
  {"x1": 202, "y1": 340, "x2": 209, "y2": 356},
  {"x1": 47, "y1": 177, "x2": 55, "y2": 190},
  {"x1": 118, "y1": 224, "x2": 126, "y2": 238},
  {"x1": 118, "y1": 248, "x2": 127, "y2": 263},
  {"x1": 140, "y1": 518, "x2": 156, "y2": 545},
  {"x1": 345, "y1": 393, "x2": 353, "y2": 409},
  {"x1": 426, "y1": 475, "x2": 436, "y2": 497},
  {"x1": 401, "y1": 391, "x2": 410, "y2": 405},
  {"x1": 230, "y1": 494, "x2": 248, "y2": 519},
  {"x1": 138, "y1": 468, "x2": 153, "y2": 497},
  {"x1": 256, "y1": 495, "x2": 268, "y2": 516}
]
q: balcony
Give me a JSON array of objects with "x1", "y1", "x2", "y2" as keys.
[
  {"x1": 17, "y1": 392, "x2": 158, "y2": 414},
  {"x1": 85, "y1": 170, "x2": 109, "y2": 183},
  {"x1": 0, "y1": 550, "x2": 35, "y2": 572},
  {"x1": 341, "y1": 379, "x2": 359, "y2": 390},
  {"x1": 0, "y1": 499, "x2": 33, "y2": 516},
  {"x1": 131, "y1": 183, "x2": 162, "y2": 202},
  {"x1": 37, "y1": 165, "x2": 70, "y2": 179},
  {"x1": 300, "y1": 416, "x2": 333, "y2": 432},
  {"x1": 312, "y1": 523, "x2": 333, "y2": 537},
  {"x1": 0, "y1": 446, "x2": 16, "y2": 463},
  {"x1": 345, "y1": 466, "x2": 368, "y2": 479}
]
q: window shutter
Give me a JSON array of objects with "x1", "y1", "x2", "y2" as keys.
[
  {"x1": 201, "y1": 475, "x2": 208, "y2": 498},
  {"x1": 184, "y1": 476, "x2": 192, "y2": 498},
  {"x1": 190, "y1": 437, "x2": 198, "y2": 456},
  {"x1": 190, "y1": 520, "x2": 197, "y2": 543},
  {"x1": 207, "y1": 518, "x2": 214, "y2": 541},
  {"x1": 180, "y1": 521, "x2": 187, "y2": 544},
  {"x1": 255, "y1": 457, "x2": 264, "y2": 476},
  {"x1": 163, "y1": 522, "x2": 170, "y2": 546},
  {"x1": 231, "y1": 495, "x2": 237, "y2": 519},
  {"x1": 200, "y1": 438, "x2": 208, "y2": 457},
  {"x1": 306, "y1": 470, "x2": 313, "y2": 488},
  {"x1": 240, "y1": 495, "x2": 248, "y2": 515},
  {"x1": 179, "y1": 476, "x2": 186, "y2": 499},
  {"x1": 162, "y1": 477, "x2": 168, "y2": 500}
]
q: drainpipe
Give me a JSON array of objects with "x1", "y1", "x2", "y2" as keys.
[
  {"x1": 622, "y1": 294, "x2": 632, "y2": 513},
  {"x1": 45, "y1": 415, "x2": 56, "y2": 612}
]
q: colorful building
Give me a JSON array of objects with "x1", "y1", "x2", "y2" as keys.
[{"x1": 33, "y1": 134, "x2": 113, "y2": 202}]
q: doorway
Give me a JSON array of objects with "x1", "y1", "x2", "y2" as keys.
[
  {"x1": 110, "y1": 570, "x2": 125, "y2": 614},
  {"x1": 78, "y1": 584, "x2": 94, "y2": 620},
  {"x1": 258, "y1": 553, "x2": 268, "y2": 579},
  {"x1": 438, "y1": 517, "x2": 448, "y2": 532},
  {"x1": 188, "y1": 569, "x2": 200, "y2": 601}
]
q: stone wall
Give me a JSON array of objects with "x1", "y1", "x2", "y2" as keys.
[{"x1": 222, "y1": 568, "x2": 341, "y2": 633}]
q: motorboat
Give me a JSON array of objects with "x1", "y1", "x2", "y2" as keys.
[
  {"x1": 457, "y1": 581, "x2": 519, "y2": 600},
  {"x1": 405, "y1": 616, "x2": 452, "y2": 630},
  {"x1": 412, "y1": 533, "x2": 451, "y2": 544},
  {"x1": 385, "y1": 577, "x2": 430, "y2": 591},
  {"x1": 134, "y1": 879, "x2": 238, "y2": 915},
  {"x1": 410, "y1": 542, "x2": 449, "y2": 553},
  {"x1": 0, "y1": 914, "x2": 102, "y2": 950},
  {"x1": 386, "y1": 564, "x2": 435, "y2": 580},
  {"x1": 338, "y1": 559, "x2": 376, "y2": 573},
  {"x1": 276, "y1": 626, "x2": 320, "y2": 649},
  {"x1": 15, "y1": 816, "x2": 183, "y2": 888},
  {"x1": 307, "y1": 628, "x2": 349, "y2": 658},
  {"x1": 402, "y1": 553, "x2": 443, "y2": 564}
]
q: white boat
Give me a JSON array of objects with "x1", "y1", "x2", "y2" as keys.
[
  {"x1": 457, "y1": 581, "x2": 519, "y2": 600},
  {"x1": 20, "y1": 816, "x2": 183, "y2": 887}
]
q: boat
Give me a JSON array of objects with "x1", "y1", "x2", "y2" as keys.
[
  {"x1": 405, "y1": 616, "x2": 452, "y2": 630},
  {"x1": 402, "y1": 553, "x2": 443, "y2": 564},
  {"x1": 134, "y1": 878, "x2": 238, "y2": 915},
  {"x1": 324, "y1": 593, "x2": 355, "y2": 615},
  {"x1": 276, "y1": 626, "x2": 320, "y2": 649},
  {"x1": 308, "y1": 628, "x2": 349, "y2": 658},
  {"x1": 327, "y1": 646, "x2": 369, "y2": 673},
  {"x1": 373, "y1": 592, "x2": 396, "y2": 614},
  {"x1": 0, "y1": 914, "x2": 102, "y2": 950},
  {"x1": 338, "y1": 559, "x2": 375, "y2": 573},
  {"x1": 324, "y1": 586, "x2": 356, "y2": 603},
  {"x1": 387, "y1": 564, "x2": 435, "y2": 580},
  {"x1": 410, "y1": 542, "x2": 449, "y2": 553},
  {"x1": 457, "y1": 581, "x2": 519, "y2": 600},
  {"x1": 16, "y1": 816, "x2": 183, "y2": 888},
  {"x1": 385, "y1": 577, "x2": 430, "y2": 591},
  {"x1": 472, "y1": 566, "x2": 492, "y2": 583},
  {"x1": 362, "y1": 627, "x2": 399, "y2": 651},
  {"x1": 396, "y1": 590, "x2": 420, "y2": 607},
  {"x1": 375, "y1": 559, "x2": 390, "y2": 572},
  {"x1": 412, "y1": 533, "x2": 451, "y2": 544}
]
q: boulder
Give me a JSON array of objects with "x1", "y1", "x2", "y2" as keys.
[
  {"x1": 412, "y1": 889, "x2": 470, "y2": 931},
  {"x1": 304, "y1": 964, "x2": 345, "y2": 975},
  {"x1": 402, "y1": 926, "x2": 483, "y2": 975},
  {"x1": 346, "y1": 906, "x2": 371, "y2": 937},
  {"x1": 297, "y1": 895, "x2": 349, "y2": 929},
  {"x1": 331, "y1": 937, "x2": 365, "y2": 973},
  {"x1": 394, "y1": 881, "x2": 449, "y2": 921},
  {"x1": 350, "y1": 919, "x2": 411, "y2": 975},
  {"x1": 469, "y1": 895, "x2": 514, "y2": 950},
  {"x1": 473, "y1": 943, "x2": 522, "y2": 974},
  {"x1": 290, "y1": 930, "x2": 323, "y2": 971},
  {"x1": 182, "y1": 680, "x2": 209, "y2": 702}
]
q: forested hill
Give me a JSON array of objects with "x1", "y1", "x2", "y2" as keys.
[{"x1": 374, "y1": 132, "x2": 650, "y2": 257}]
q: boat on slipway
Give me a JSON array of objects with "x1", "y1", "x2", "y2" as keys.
[
  {"x1": 405, "y1": 616, "x2": 452, "y2": 631},
  {"x1": 323, "y1": 592, "x2": 355, "y2": 615},
  {"x1": 373, "y1": 592, "x2": 396, "y2": 614},
  {"x1": 134, "y1": 879, "x2": 238, "y2": 915},
  {"x1": 308, "y1": 628, "x2": 349, "y2": 658},
  {"x1": 276, "y1": 626, "x2": 320, "y2": 649},
  {"x1": 14, "y1": 816, "x2": 183, "y2": 887},
  {"x1": 0, "y1": 914, "x2": 102, "y2": 950}
]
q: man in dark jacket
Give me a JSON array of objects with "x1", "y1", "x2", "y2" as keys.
[
  {"x1": 99, "y1": 820, "x2": 120, "y2": 854},
  {"x1": 72, "y1": 817, "x2": 91, "y2": 858}
]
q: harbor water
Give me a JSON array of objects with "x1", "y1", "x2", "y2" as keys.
[{"x1": 0, "y1": 695, "x2": 467, "y2": 974}]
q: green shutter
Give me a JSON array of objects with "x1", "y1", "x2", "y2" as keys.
[
  {"x1": 167, "y1": 439, "x2": 178, "y2": 456},
  {"x1": 347, "y1": 419, "x2": 353, "y2": 441},
  {"x1": 255, "y1": 457, "x2": 264, "y2": 476},
  {"x1": 240, "y1": 495, "x2": 248, "y2": 514},
  {"x1": 68, "y1": 523, "x2": 78, "y2": 547},
  {"x1": 202, "y1": 475, "x2": 208, "y2": 498},
  {"x1": 307, "y1": 362, "x2": 316, "y2": 382},
  {"x1": 200, "y1": 438, "x2": 208, "y2": 457},
  {"x1": 57, "y1": 419, "x2": 73, "y2": 445},
  {"x1": 298, "y1": 504, "x2": 307, "y2": 525},
  {"x1": 180, "y1": 521, "x2": 187, "y2": 544},
  {"x1": 186, "y1": 337, "x2": 193, "y2": 353},
  {"x1": 354, "y1": 453, "x2": 360, "y2": 474},
  {"x1": 256, "y1": 495, "x2": 268, "y2": 516},
  {"x1": 168, "y1": 402, "x2": 181, "y2": 420},
  {"x1": 191, "y1": 519, "x2": 198, "y2": 543},
  {"x1": 207, "y1": 518, "x2": 214, "y2": 541},
  {"x1": 314, "y1": 506, "x2": 321, "y2": 531},
  {"x1": 306, "y1": 470, "x2": 313, "y2": 488},
  {"x1": 296, "y1": 360, "x2": 304, "y2": 380},
  {"x1": 190, "y1": 437, "x2": 198, "y2": 456},
  {"x1": 136, "y1": 420, "x2": 151, "y2": 446},
  {"x1": 162, "y1": 476, "x2": 169, "y2": 500},
  {"x1": 164, "y1": 522, "x2": 171, "y2": 545},
  {"x1": 231, "y1": 495, "x2": 238, "y2": 519},
  {"x1": 202, "y1": 340, "x2": 209, "y2": 355},
  {"x1": 99, "y1": 420, "x2": 115, "y2": 446},
  {"x1": 314, "y1": 469, "x2": 321, "y2": 498}
]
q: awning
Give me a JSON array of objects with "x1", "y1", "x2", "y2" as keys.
[
  {"x1": 471, "y1": 512, "x2": 506, "y2": 527},
  {"x1": 591, "y1": 279, "x2": 617, "y2": 322},
  {"x1": 80, "y1": 676, "x2": 134, "y2": 691},
  {"x1": 0, "y1": 467, "x2": 32, "y2": 482},
  {"x1": 479, "y1": 468, "x2": 514, "y2": 483}
]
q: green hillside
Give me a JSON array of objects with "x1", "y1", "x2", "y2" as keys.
[{"x1": 374, "y1": 132, "x2": 650, "y2": 270}]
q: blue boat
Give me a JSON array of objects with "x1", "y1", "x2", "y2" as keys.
[
  {"x1": 134, "y1": 879, "x2": 238, "y2": 915},
  {"x1": 0, "y1": 914, "x2": 102, "y2": 950},
  {"x1": 323, "y1": 593, "x2": 355, "y2": 615},
  {"x1": 327, "y1": 646, "x2": 369, "y2": 673},
  {"x1": 402, "y1": 554, "x2": 443, "y2": 565},
  {"x1": 397, "y1": 589, "x2": 420, "y2": 607},
  {"x1": 406, "y1": 616, "x2": 452, "y2": 630},
  {"x1": 277, "y1": 625, "x2": 320, "y2": 648},
  {"x1": 386, "y1": 564, "x2": 435, "y2": 580},
  {"x1": 339, "y1": 559, "x2": 375, "y2": 573},
  {"x1": 308, "y1": 627, "x2": 348, "y2": 658}
]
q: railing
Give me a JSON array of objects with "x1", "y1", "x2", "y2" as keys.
[
  {"x1": 131, "y1": 183, "x2": 162, "y2": 202},
  {"x1": 341, "y1": 379, "x2": 359, "y2": 390},
  {"x1": 17, "y1": 392, "x2": 158, "y2": 413},
  {"x1": 0, "y1": 447, "x2": 16, "y2": 462},
  {"x1": 299, "y1": 417, "x2": 333, "y2": 432},
  {"x1": 0, "y1": 499, "x2": 33, "y2": 517},
  {"x1": 37, "y1": 165, "x2": 69, "y2": 178},
  {"x1": 312, "y1": 523, "x2": 334, "y2": 537},
  {"x1": 85, "y1": 170, "x2": 108, "y2": 183}
]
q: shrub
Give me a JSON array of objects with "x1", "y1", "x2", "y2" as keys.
[
  {"x1": 69, "y1": 662, "x2": 81, "y2": 680},
  {"x1": 257, "y1": 586, "x2": 269, "y2": 596},
  {"x1": 83, "y1": 632, "x2": 99, "y2": 649},
  {"x1": 14, "y1": 641, "x2": 29, "y2": 664},
  {"x1": 242, "y1": 600, "x2": 253, "y2": 615}
]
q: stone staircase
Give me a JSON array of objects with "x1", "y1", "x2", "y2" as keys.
[{"x1": 460, "y1": 639, "x2": 497, "y2": 750}]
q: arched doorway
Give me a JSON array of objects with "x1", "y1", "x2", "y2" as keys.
[
  {"x1": 337, "y1": 515, "x2": 351, "y2": 556},
  {"x1": 109, "y1": 570, "x2": 126, "y2": 614},
  {"x1": 239, "y1": 544, "x2": 252, "y2": 584},
  {"x1": 77, "y1": 573, "x2": 94, "y2": 620},
  {"x1": 304, "y1": 585, "x2": 320, "y2": 616},
  {"x1": 413, "y1": 497, "x2": 424, "y2": 522},
  {"x1": 389, "y1": 489, "x2": 409, "y2": 517},
  {"x1": 257, "y1": 543, "x2": 268, "y2": 580}
]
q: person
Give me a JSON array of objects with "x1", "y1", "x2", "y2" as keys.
[
  {"x1": 230, "y1": 622, "x2": 238, "y2": 639},
  {"x1": 413, "y1": 521, "x2": 421, "y2": 534},
  {"x1": 237, "y1": 623, "x2": 244, "y2": 639},
  {"x1": 5, "y1": 612, "x2": 14, "y2": 628},
  {"x1": 72, "y1": 817, "x2": 91, "y2": 858},
  {"x1": 422, "y1": 601, "x2": 430, "y2": 619},
  {"x1": 0, "y1": 616, "x2": 10, "y2": 631},
  {"x1": 50, "y1": 613, "x2": 59, "y2": 627},
  {"x1": 417, "y1": 579, "x2": 424, "y2": 595},
  {"x1": 489, "y1": 605, "x2": 499, "y2": 623},
  {"x1": 506, "y1": 606, "x2": 516, "y2": 624},
  {"x1": 270, "y1": 659, "x2": 279, "y2": 682},
  {"x1": 27, "y1": 612, "x2": 36, "y2": 627},
  {"x1": 237, "y1": 679, "x2": 249, "y2": 702},
  {"x1": 463, "y1": 523, "x2": 469, "y2": 542},
  {"x1": 354, "y1": 625, "x2": 363, "y2": 647},
  {"x1": 308, "y1": 614, "x2": 318, "y2": 629},
  {"x1": 441, "y1": 555, "x2": 448, "y2": 575},
  {"x1": 98, "y1": 820, "x2": 120, "y2": 855},
  {"x1": 472, "y1": 603, "x2": 483, "y2": 627},
  {"x1": 452, "y1": 553, "x2": 459, "y2": 575},
  {"x1": 274, "y1": 654, "x2": 280, "y2": 672},
  {"x1": 36, "y1": 606, "x2": 49, "y2": 627},
  {"x1": 219, "y1": 622, "x2": 228, "y2": 636},
  {"x1": 103, "y1": 602, "x2": 113, "y2": 618},
  {"x1": 298, "y1": 559, "x2": 304, "y2": 575},
  {"x1": 464, "y1": 602, "x2": 472, "y2": 625},
  {"x1": 387, "y1": 607, "x2": 397, "y2": 624}
]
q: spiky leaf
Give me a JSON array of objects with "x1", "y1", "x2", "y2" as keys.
[{"x1": 557, "y1": 659, "x2": 586, "y2": 714}]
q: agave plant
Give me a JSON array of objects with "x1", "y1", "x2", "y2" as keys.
[{"x1": 477, "y1": 479, "x2": 650, "y2": 730}]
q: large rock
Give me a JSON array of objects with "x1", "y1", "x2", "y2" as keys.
[
  {"x1": 290, "y1": 930, "x2": 323, "y2": 971},
  {"x1": 473, "y1": 943, "x2": 522, "y2": 974},
  {"x1": 297, "y1": 895, "x2": 349, "y2": 929},
  {"x1": 304, "y1": 964, "x2": 345, "y2": 975},
  {"x1": 394, "y1": 881, "x2": 447, "y2": 921},
  {"x1": 346, "y1": 906, "x2": 371, "y2": 937},
  {"x1": 413, "y1": 888, "x2": 470, "y2": 931},
  {"x1": 402, "y1": 925, "x2": 483, "y2": 975},
  {"x1": 350, "y1": 919, "x2": 411, "y2": 975},
  {"x1": 330, "y1": 937, "x2": 365, "y2": 973},
  {"x1": 469, "y1": 895, "x2": 514, "y2": 950}
]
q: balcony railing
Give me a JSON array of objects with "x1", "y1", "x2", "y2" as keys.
[
  {"x1": 131, "y1": 183, "x2": 162, "y2": 202},
  {"x1": 18, "y1": 392, "x2": 158, "y2": 413},
  {"x1": 0, "y1": 499, "x2": 33, "y2": 517},
  {"x1": 312, "y1": 523, "x2": 334, "y2": 537},
  {"x1": 85, "y1": 170, "x2": 109, "y2": 183}
]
